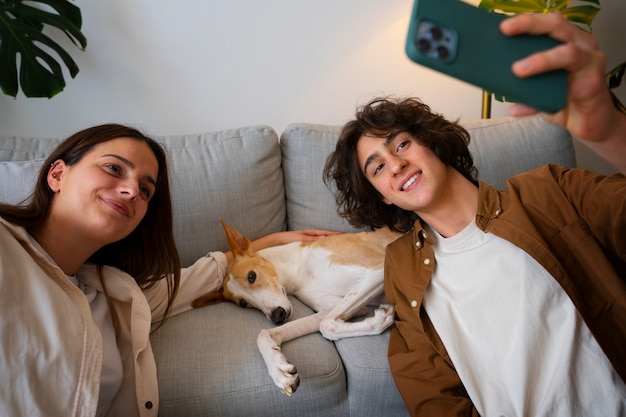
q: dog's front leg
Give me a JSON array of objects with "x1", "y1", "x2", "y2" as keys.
[
  {"x1": 257, "y1": 311, "x2": 327, "y2": 395},
  {"x1": 319, "y1": 270, "x2": 394, "y2": 340}
]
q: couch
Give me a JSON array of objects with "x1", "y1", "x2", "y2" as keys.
[{"x1": 0, "y1": 115, "x2": 575, "y2": 416}]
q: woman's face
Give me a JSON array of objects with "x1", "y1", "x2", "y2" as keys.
[{"x1": 48, "y1": 137, "x2": 159, "y2": 246}]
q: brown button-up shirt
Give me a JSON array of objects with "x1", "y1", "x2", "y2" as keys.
[{"x1": 385, "y1": 164, "x2": 626, "y2": 416}]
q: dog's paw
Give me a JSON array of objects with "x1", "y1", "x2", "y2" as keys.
[
  {"x1": 257, "y1": 329, "x2": 301, "y2": 395},
  {"x1": 369, "y1": 304, "x2": 395, "y2": 331},
  {"x1": 273, "y1": 361, "x2": 301, "y2": 396}
]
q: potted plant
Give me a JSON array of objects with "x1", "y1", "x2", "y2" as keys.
[{"x1": 0, "y1": 0, "x2": 87, "y2": 98}]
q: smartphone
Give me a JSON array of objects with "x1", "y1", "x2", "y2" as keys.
[{"x1": 405, "y1": 0, "x2": 568, "y2": 113}]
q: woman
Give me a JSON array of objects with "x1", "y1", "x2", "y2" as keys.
[{"x1": 0, "y1": 124, "x2": 333, "y2": 417}]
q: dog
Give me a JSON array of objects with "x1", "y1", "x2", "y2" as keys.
[{"x1": 192, "y1": 220, "x2": 402, "y2": 395}]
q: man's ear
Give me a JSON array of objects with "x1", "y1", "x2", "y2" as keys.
[{"x1": 48, "y1": 160, "x2": 67, "y2": 193}]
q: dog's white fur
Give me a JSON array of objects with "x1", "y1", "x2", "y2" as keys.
[{"x1": 192, "y1": 220, "x2": 402, "y2": 395}]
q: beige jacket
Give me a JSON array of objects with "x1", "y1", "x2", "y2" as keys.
[
  {"x1": 0, "y1": 218, "x2": 227, "y2": 417},
  {"x1": 385, "y1": 165, "x2": 626, "y2": 416}
]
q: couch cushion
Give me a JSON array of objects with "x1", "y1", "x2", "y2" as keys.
[
  {"x1": 0, "y1": 159, "x2": 46, "y2": 205},
  {"x1": 280, "y1": 115, "x2": 575, "y2": 232},
  {"x1": 0, "y1": 126, "x2": 286, "y2": 267},
  {"x1": 463, "y1": 115, "x2": 575, "y2": 189},
  {"x1": 280, "y1": 124, "x2": 362, "y2": 233},
  {"x1": 335, "y1": 331, "x2": 408, "y2": 417},
  {"x1": 151, "y1": 298, "x2": 349, "y2": 417},
  {"x1": 0, "y1": 135, "x2": 63, "y2": 206},
  {"x1": 156, "y1": 126, "x2": 285, "y2": 266}
]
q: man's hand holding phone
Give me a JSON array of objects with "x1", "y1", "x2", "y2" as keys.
[{"x1": 501, "y1": 13, "x2": 626, "y2": 174}]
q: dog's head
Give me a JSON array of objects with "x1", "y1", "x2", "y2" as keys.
[{"x1": 191, "y1": 219, "x2": 292, "y2": 325}]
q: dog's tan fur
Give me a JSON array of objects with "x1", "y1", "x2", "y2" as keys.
[{"x1": 192, "y1": 220, "x2": 402, "y2": 395}]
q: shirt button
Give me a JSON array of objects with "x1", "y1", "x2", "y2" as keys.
[
  {"x1": 423, "y1": 258, "x2": 431, "y2": 265},
  {"x1": 415, "y1": 240, "x2": 422, "y2": 248},
  {"x1": 495, "y1": 209, "x2": 501, "y2": 217},
  {"x1": 410, "y1": 300, "x2": 418, "y2": 308},
  {"x1": 145, "y1": 401, "x2": 153, "y2": 409}
]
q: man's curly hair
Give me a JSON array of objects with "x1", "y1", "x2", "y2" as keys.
[{"x1": 323, "y1": 97, "x2": 478, "y2": 233}]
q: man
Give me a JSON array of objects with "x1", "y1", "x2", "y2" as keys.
[{"x1": 323, "y1": 13, "x2": 626, "y2": 417}]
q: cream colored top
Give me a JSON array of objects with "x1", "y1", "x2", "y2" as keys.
[{"x1": 0, "y1": 217, "x2": 227, "y2": 417}]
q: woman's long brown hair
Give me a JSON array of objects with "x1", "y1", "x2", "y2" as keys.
[{"x1": 0, "y1": 124, "x2": 181, "y2": 330}]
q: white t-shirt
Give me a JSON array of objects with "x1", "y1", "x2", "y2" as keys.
[{"x1": 422, "y1": 220, "x2": 626, "y2": 417}]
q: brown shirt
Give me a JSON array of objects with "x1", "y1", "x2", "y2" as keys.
[{"x1": 385, "y1": 164, "x2": 626, "y2": 416}]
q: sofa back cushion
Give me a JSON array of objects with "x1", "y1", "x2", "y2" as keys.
[
  {"x1": 0, "y1": 125, "x2": 285, "y2": 267},
  {"x1": 0, "y1": 135, "x2": 64, "y2": 206},
  {"x1": 157, "y1": 126, "x2": 285, "y2": 266},
  {"x1": 280, "y1": 115, "x2": 575, "y2": 233}
]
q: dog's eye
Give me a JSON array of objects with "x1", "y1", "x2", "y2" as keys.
[
  {"x1": 238, "y1": 299, "x2": 248, "y2": 308},
  {"x1": 247, "y1": 271, "x2": 256, "y2": 284}
]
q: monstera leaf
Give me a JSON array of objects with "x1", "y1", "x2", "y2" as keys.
[
  {"x1": 0, "y1": 0, "x2": 87, "y2": 98},
  {"x1": 479, "y1": 0, "x2": 601, "y2": 32}
]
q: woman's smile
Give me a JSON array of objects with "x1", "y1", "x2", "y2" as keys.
[{"x1": 101, "y1": 196, "x2": 131, "y2": 217}]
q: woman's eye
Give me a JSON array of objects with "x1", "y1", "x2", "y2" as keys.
[
  {"x1": 105, "y1": 163, "x2": 122, "y2": 174},
  {"x1": 140, "y1": 186, "x2": 152, "y2": 199}
]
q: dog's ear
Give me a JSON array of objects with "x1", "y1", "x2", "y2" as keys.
[
  {"x1": 191, "y1": 290, "x2": 226, "y2": 308},
  {"x1": 220, "y1": 218, "x2": 252, "y2": 257}
]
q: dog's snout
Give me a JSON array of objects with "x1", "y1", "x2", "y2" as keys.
[{"x1": 270, "y1": 307, "x2": 287, "y2": 325}]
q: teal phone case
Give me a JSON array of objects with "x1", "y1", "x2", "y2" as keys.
[{"x1": 406, "y1": 0, "x2": 568, "y2": 113}]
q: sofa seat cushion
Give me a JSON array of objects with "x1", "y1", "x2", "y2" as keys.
[
  {"x1": 335, "y1": 331, "x2": 408, "y2": 417},
  {"x1": 151, "y1": 297, "x2": 350, "y2": 417}
]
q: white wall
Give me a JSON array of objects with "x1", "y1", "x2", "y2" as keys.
[{"x1": 1, "y1": 0, "x2": 623, "y2": 174}]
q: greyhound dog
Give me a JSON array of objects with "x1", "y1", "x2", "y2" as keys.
[{"x1": 192, "y1": 220, "x2": 402, "y2": 395}]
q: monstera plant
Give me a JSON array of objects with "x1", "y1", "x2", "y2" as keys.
[
  {"x1": 477, "y1": 0, "x2": 625, "y2": 116},
  {"x1": 0, "y1": 0, "x2": 87, "y2": 98}
]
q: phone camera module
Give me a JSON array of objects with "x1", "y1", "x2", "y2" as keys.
[{"x1": 414, "y1": 20, "x2": 457, "y2": 63}]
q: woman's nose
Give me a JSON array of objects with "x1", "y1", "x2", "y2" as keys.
[{"x1": 119, "y1": 181, "x2": 138, "y2": 200}]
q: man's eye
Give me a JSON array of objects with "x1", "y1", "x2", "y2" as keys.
[
  {"x1": 373, "y1": 163, "x2": 384, "y2": 176},
  {"x1": 396, "y1": 140, "x2": 409, "y2": 152}
]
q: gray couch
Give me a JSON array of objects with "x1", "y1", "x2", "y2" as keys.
[{"x1": 0, "y1": 115, "x2": 575, "y2": 416}]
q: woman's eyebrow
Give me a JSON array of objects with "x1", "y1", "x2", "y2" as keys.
[{"x1": 102, "y1": 153, "x2": 157, "y2": 186}]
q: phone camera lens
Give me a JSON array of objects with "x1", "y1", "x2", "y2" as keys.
[
  {"x1": 417, "y1": 38, "x2": 431, "y2": 53},
  {"x1": 436, "y1": 46, "x2": 450, "y2": 60},
  {"x1": 430, "y1": 26, "x2": 443, "y2": 41}
]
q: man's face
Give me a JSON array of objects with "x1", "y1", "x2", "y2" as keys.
[{"x1": 357, "y1": 131, "x2": 453, "y2": 215}]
